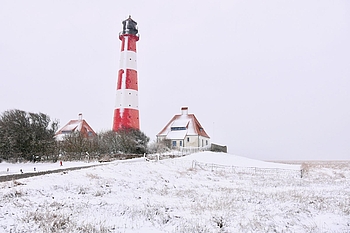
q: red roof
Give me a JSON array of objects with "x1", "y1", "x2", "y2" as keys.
[
  {"x1": 157, "y1": 108, "x2": 210, "y2": 139},
  {"x1": 55, "y1": 116, "x2": 97, "y2": 140}
]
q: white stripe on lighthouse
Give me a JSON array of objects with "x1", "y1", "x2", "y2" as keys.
[
  {"x1": 115, "y1": 89, "x2": 139, "y2": 110},
  {"x1": 119, "y1": 50, "x2": 137, "y2": 70}
]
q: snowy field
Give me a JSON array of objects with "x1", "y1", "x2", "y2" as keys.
[
  {"x1": 0, "y1": 152, "x2": 349, "y2": 232},
  {"x1": 0, "y1": 161, "x2": 100, "y2": 176}
]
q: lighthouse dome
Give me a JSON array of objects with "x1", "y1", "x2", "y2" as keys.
[{"x1": 122, "y1": 16, "x2": 138, "y2": 35}]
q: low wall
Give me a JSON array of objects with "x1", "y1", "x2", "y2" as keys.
[{"x1": 210, "y1": 143, "x2": 227, "y2": 153}]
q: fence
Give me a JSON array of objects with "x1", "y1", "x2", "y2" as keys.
[
  {"x1": 147, "y1": 146, "x2": 211, "y2": 159},
  {"x1": 192, "y1": 160, "x2": 303, "y2": 178},
  {"x1": 176, "y1": 145, "x2": 211, "y2": 156}
]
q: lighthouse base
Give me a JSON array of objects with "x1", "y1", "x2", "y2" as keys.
[{"x1": 113, "y1": 108, "x2": 140, "y2": 131}]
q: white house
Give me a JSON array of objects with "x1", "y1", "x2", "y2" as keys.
[{"x1": 157, "y1": 107, "x2": 210, "y2": 148}]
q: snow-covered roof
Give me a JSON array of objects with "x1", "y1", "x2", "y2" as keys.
[
  {"x1": 166, "y1": 130, "x2": 187, "y2": 140},
  {"x1": 60, "y1": 122, "x2": 81, "y2": 132},
  {"x1": 171, "y1": 119, "x2": 189, "y2": 128},
  {"x1": 157, "y1": 107, "x2": 210, "y2": 139},
  {"x1": 55, "y1": 115, "x2": 97, "y2": 140}
]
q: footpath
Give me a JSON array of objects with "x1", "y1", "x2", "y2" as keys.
[
  {"x1": 0, "y1": 163, "x2": 103, "y2": 183},
  {"x1": 0, "y1": 156, "x2": 146, "y2": 183}
]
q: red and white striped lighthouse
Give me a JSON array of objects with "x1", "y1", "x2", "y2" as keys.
[{"x1": 113, "y1": 16, "x2": 140, "y2": 131}]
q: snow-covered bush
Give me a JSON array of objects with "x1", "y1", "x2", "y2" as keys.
[{"x1": 0, "y1": 109, "x2": 58, "y2": 162}]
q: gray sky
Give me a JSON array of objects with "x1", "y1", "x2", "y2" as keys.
[{"x1": 1, "y1": 1, "x2": 349, "y2": 160}]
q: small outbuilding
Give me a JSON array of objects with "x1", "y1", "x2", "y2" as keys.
[{"x1": 157, "y1": 107, "x2": 210, "y2": 148}]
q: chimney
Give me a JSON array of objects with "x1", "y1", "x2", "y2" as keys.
[
  {"x1": 181, "y1": 107, "x2": 188, "y2": 115},
  {"x1": 78, "y1": 113, "x2": 83, "y2": 121}
]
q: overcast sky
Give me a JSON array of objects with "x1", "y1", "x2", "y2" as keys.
[{"x1": 1, "y1": 1, "x2": 349, "y2": 160}]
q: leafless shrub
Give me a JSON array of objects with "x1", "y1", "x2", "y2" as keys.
[
  {"x1": 142, "y1": 204, "x2": 172, "y2": 225},
  {"x1": 77, "y1": 186, "x2": 88, "y2": 195},
  {"x1": 86, "y1": 172, "x2": 101, "y2": 180},
  {"x1": 3, "y1": 189, "x2": 23, "y2": 199},
  {"x1": 94, "y1": 190, "x2": 107, "y2": 197},
  {"x1": 24, "y1": 209, "x2": 110, "y2": 233},
  {"x1": 341, "y1": 197, "x2": 350, "y2": 215},
  {"x1": 174, "y1": 220, "x2": 211, "y2": 232},
  {"x1": 50, "y1": 216, "x2": 70, "y2": 233},
  {"x1": 25, "y1": 210, "x2": 72, "y2": 233},
  {"x1": 212, "y1": 216, "x2": 225, "y2": 229},
  {"x1": 302, "y1": 220, "x2": 318, "y2": 232},
  {"x1": 77, "y1": 222, "x2": 110, "y2": 233},
  {"x1": 12, "y1": 180, "x2": 26, "y2": 186}
]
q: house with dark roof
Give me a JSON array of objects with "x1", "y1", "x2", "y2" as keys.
[
  {"x1": 55, "y1": 114, "x2": 97, "y2": 141},
  {"x1": 157, "y1": 107, "x2": 210, "y2": 148}
]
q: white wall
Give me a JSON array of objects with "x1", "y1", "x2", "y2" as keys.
[{"x1": 157, "y1": 135, "x2": 210, "y2": 148}]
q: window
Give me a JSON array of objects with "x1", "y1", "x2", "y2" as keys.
[
  {"x1": 187, "y1": 137, "x2": 189, "y2": 142},
  {"x1": 171, "y1": 127, "x2": 186, "y2": 131},
  {"x1": 172, "y1": 141, "x2": 177, "y2": 147},
  {"x1": 180, "y1": 141, "x2": 182, "y2": 147},
  {"x1": 206, "y1": 140, "x2": 208, "y2": 146}
]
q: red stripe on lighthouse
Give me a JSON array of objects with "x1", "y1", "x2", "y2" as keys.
[
  {"x1": 117, "y1": 69, "x2": 138, "y2": 90},
  {"x1": 120, "y1": 35, "x2": 138, "y2": 52},
  {"x1": 113, "y1": 108, "x2": 139, "y2": 130}
]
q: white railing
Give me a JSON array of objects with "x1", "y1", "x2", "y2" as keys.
[
  {"x1": 145, "y1": 145, "x2": 211, "y2": 161},
  {"x1": 175, "y1": 145, "x2": 211, "y2": 156}
]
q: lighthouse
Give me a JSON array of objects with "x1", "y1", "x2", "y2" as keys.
[{"x1": 113, "y1": 16, "x2": 140, "y2": 131}]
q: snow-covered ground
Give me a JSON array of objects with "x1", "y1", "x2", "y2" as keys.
[
  {"x1": 178, "y1": 151, "x2": 301, "y2": 170},
  {"x1": 0, "y1": 152, "x2": 349, "y2": 232},
  {"x1": 0, "y1": 161, "x2": 100, "y2": 176}
]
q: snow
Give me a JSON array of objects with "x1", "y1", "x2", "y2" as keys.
[
  {"x1": 0, "y1": 152, "x2": 349, "y2": 232},
  {"x1": 159, "y1": 113, "x2": 203, "y2": 137},
  {"x1": 54, "y1": 133, "x2": 65, "y2": 141},
  {"x1": 178, "y1": 151, "x2": 301, "y2": 170},
  {"x1": 165, "y1": 130, "x2": 187, "y2": 140},
  {"x1": 177, "y1": 114, "x2": 197, "y2": 135},
  {"x1": 0, "y1": 161, "x2": 99, "y2": 176},
  {"x1": 170, "y1": 119, "x2": 189, "y2": 128},
  {"x1": 61, "y1": 122, "x2": 80, "y2": 131}
]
